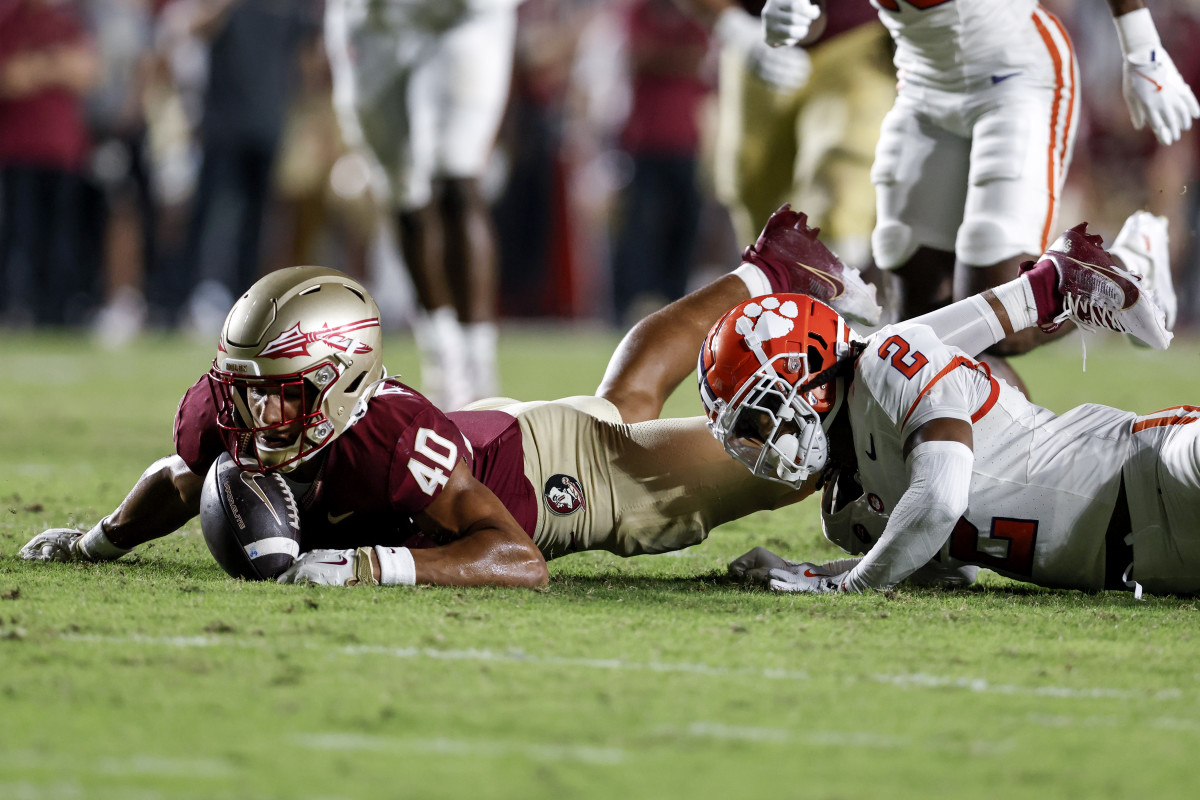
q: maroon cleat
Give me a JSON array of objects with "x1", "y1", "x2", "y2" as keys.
[
  {"x1": 741, "y1": 204, "x2": 882, "y2": 326},
  {"x1": 1021, "y1": 222, "x2": 1172, "y2": 350}
]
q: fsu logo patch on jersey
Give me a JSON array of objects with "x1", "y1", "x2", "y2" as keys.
[
  {"x1": 867, "y1": 493, "x2": 885, "y2": 514},
  {"x1": 544, "y1": 474, "x2": 586, "y2": 516}
]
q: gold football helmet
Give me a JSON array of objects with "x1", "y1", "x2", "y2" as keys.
[{"x1": 208, "y1": 267, "x2": 385, "y2": 471}]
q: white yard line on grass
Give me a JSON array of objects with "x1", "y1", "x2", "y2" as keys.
[
  {"x1": 61, "y1": 634, "x2": 1189, "y2": 702},
  {"x1": 667, "y1": 722, "x2": 1016, "y2": 755},
  {"x1": 292, "y1": 733, "x2": 627, "y2": 765}
]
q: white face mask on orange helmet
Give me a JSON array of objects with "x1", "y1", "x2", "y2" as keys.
[
  {"x1": 698, "y1": 294, "x2": 853, "y2": 487},
  {"x1": 208, "y1": 267, "x2": 386, "y2": 472}
]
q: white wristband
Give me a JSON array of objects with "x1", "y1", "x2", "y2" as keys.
[
  {"x1": 374, "y1": 546, "x2": 417, "y2": 586},
  {"x1": 75, "y1": 517, "x2": 131, "y2": 561},
  {"x1": 1114, "y1": 8, "x2": 1160, "y2": 55},
  {"x1": 732, "y1": 262, "x2": 772, "y2": 298}
]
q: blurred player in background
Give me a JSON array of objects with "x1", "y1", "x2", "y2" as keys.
[
  {"x1": 325, "y1": 0, "x2": 521, "y2": 411},
  {"x1": 761, "y1": 0, "x2": 1198, "y2": 390},
  {"x1": 681, "y1": 0, "x2": 891, "y2": 281},
  {"x1": 182, "y1": 0, "x2": 321, "y2": 335},
  {"x1": 0, "y1": 0, "x2": 100, "y2": 326}
]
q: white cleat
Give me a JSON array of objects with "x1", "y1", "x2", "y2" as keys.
[{"x1": 1109, "y1": 212, "x2": 1177, "y2": 347}]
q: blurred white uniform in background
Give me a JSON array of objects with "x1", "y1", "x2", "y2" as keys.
[
  {"x1": 325, "y1": 0, "x2": 522, "y2": 410},
  {"x1": 869, "y1": 0, "x2": 1080, "y2": 271}
]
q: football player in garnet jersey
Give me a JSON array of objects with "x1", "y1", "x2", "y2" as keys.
[
  {"x1": 19, "y1": 205, "x2": 1172, "y2": 592},
  {"x1": 16, "y1": 206, "x2": 881, "y2": 585},
  {"x1": 757, "y1": 0, "x2": 1194, "y2": 392}
]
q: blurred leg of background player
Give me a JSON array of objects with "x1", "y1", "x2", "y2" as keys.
[
  {"x1": 712, "y1": 8, "x2": 891, "y2": 289},
  {"x1": 326, "y1": 0, "x2": 514, "y2": 410}
]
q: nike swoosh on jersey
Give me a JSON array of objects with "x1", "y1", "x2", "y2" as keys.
[
  {"x1": 991, "y1": 72, "x2": 1021, "y2": 84},
  {"x1": 865, "y1": 434, "x2": 877, "y2": 461},
  {"x1": 327, "y1": 510, "x2": 354, "y2": 525},
  {"x1": 318, "y1": 556, "x2": 349, "y2": 566}
]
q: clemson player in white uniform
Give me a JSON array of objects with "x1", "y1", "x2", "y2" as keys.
[
  {"x1": 709, "y1": 214, "x2": 1195, "y2": 596},
  {"x1": 760, "y1": 0, "x2": 1198, "y2": 390},
  {"x1": 325, "y1": 0, "x2": 521, "y2": 410},
  {"x1": 760, "y1": 317, "x2": 1200, "y2": 596}
]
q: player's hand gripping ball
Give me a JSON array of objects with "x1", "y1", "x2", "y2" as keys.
[{"x1": 200, "y1": 452, "x2": 301, "y2": 580}]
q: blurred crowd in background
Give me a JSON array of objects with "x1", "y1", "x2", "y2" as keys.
[{"x1": 3, "y1": 0, "x2": 1200, "y2": 344}]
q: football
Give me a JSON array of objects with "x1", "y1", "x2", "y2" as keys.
[{"x1": 199, "y1": 452, "x2": 302, "y2": 580}]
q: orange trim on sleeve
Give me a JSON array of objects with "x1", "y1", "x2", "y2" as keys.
[
  {"x1": 1132, "y1": 405, "x2": 1200, "y2": 433},
  {"x1": 901, "y1": 356, "x2": 999, "y2": 431}
]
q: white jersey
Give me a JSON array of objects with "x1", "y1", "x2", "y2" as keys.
[
  {"x1": 325, "y1": 0, "x2": 518, "y2": 209},
  {"x1": 870, "y1": 0, "x2": 1066, "y2": 90},
  {"x1": 846, "y1": 321, "x2": 1133, "y2": 591}
]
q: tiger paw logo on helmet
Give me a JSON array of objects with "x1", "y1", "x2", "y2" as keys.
[{"x1": 733, "y1": 296, "x2": 801, "y2": 345}]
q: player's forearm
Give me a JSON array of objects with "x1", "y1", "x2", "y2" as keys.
[
  {"x1": 842, "y1": 441, "x2": 972, "y2": 592},
  {"x1": 598, "y1": 275, "x2": 749, "y2": 423},
  {"x1": 105, "y1": 456, "x2": 204, "y2": 549},
  {"x1": 407, "y1": 526, "x2": 548, "y2": 588}
]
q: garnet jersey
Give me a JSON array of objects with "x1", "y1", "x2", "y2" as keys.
[
  {"x1": 174, "y1": 377, "x2": 536, "y2": 551},
  {"x1": 847, "y1": 321, "x2": 1133, "y2": 591},
  {"x1": 869, "y1": 0, "x2": 1065, "y2": 90}
]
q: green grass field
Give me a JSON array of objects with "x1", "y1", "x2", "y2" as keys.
[{"x1": 2, "y1": 327, "x2": 1199, "y2": 800}]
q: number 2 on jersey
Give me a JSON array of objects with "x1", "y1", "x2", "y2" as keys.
[
  {"x1": 407, "y1": 428, "x2": 459, "y2": 496},
  {"x1": 878, "y1": 335, "x2": 929, "y2": 379}
]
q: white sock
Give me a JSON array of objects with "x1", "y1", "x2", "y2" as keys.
[
  {"x1": 911, "y1": 279, "x2": 1037, "y2": 358},
  {"x1": 909, "y1": 296, "x2": 1003, "y2": 358},
  {"x1": 731, "y1": 263, "x2": 772, "y2": 297},
  {"x1": 411, "y1": 307, "x2": 467, "y2": 409},
  {"x1": 463, "y1": 321, "x2": 499, "y2": 401}
]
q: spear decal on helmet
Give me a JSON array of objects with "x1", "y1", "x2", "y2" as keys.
[{"x1": 257, "y1": 319, "x2": 380, "y2": 359}]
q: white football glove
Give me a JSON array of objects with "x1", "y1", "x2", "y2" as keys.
[
  {"x1": 766, "y1": 562, "x2": 849, "y2": 593},
  {"x1": 713, "y1": 6, "x2": 811, "y2": 92},
  {"x1": 1116, "y1": 9, "x2": 1200, "y2": 146},
  {"x1": 19, "y1": 518, "x2": 129, "y2": 562},
  {"x1": 276, "y1": 548, "x2": 377, "y2": 586},
  {"x1": 761, "y1": 0, "x2": 821, "y2": 48},
  {"x1": 20, "y1": 528, "x2": 84, "y2": 562}
]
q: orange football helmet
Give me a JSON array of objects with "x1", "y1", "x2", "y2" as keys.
[{"x1": 698, "y1": 294, "x2": 854, "y2": 485}]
